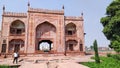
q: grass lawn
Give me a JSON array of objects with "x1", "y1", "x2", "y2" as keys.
[
  {"x1": 0, "y1": 65, "x2": 19, "y2": 68},
  {"x1": 81, "y1": 56, "x2": 120, "y2": 68},
  {"x1": 0, "y1": 65, "x2": 9, "y2": 68}
]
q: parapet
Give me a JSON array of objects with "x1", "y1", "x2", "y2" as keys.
[
  {"x1": 28, "y1": 7, "x2": 64, "y2": 15},
  {"x1": 2, "y1": 12, "x2": 27, "y2": 17},
  {"x1": 65, "y1": 16, "x2": 84, "y2": 21}
]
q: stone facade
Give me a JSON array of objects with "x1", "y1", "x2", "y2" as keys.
[
  {"x1": 0, "y1": 31, "x2": 1, "y2": 52},
  {"x1": 0, "y1": 5, "x2": 85, "y2": 55}
]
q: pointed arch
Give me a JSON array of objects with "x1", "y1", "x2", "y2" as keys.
[
  {"x1": 36, "y1": 21, "x2": 56, "y2": 30},
  {"x1": 10, "y1": 20, "x2": 25, "y2": 35},
  {"x1": 9, "y1": 39, "x2": 25, "y2": 53},
  {"x1": 65, "y1": 23, "x2": 76, "y2": 35},
  {"x1": 36, "y1": 21, "x2": 56, "y2": 38}
]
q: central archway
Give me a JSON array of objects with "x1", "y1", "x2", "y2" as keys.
[{"x1": 35, "y1": 21, "x2": 56, "y2": 52}]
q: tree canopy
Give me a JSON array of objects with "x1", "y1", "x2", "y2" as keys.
[{"x1": 101, "y1": 0, "x2": 120, "y2": 52}]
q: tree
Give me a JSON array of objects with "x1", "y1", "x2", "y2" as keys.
[
  {"x1": 100, "y1": 0, "x2": 120, "y2": 53},
  {"x1": 93, "y1": 40, "x2": 100, "y2": 63}
]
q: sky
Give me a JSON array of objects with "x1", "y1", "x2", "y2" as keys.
[{"x1": 0, "y1": 0, "x2": 113, "y2": 47}]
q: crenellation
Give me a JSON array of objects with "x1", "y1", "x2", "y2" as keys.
[
  {"x1": 3, "y1": 12, "x2": 27, "y2": 17},
  {"x1": 28, "y1": 7, "x2": 64, "y2": 15},
  {"x1": 65, "y1": 16, "x2": 84, "y2": 21}
]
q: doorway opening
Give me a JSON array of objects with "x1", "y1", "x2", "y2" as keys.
[
  {"x1": 38, "y1": 40, "x2": 53, "y2": 52},
  {"x1": 1, "y1": 44, "x2": 6, "y2": 53},
  {"x1": 14, "y1": 44, "x2": 20, "y2": 52}
]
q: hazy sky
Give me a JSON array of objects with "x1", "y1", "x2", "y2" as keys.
[{"x1": 0, "y1": 0, "x2": 112, "y2": 47}]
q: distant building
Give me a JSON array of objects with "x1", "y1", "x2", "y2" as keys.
[
  {"x1": 85, "y1": 46, "x2": 112, "y2": 51},
  {"x1": 98, "y1": 47, "x2": 111, "y2": 51},
  {"x1": 0, "y1": 4, "x2": 85, "y2": 55}
]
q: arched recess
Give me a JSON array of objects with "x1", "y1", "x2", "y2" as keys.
[
  {"x1": 10, "y1": 20, "x2": 25, "y2": 35},
  {"x1": 9, "y1": 39, "x2": 24, "y2": 53},
  {"x1": 66, "y1": 40, "x2": 78, "y2": 51},
  {"x1": 65, "y1": 23, "x2": 76, "y2": 35},
  {"x1": 35, "y1": 21, "x2": 56, "y2": 51},
  {"x1": 79, "y1": 40, "x2": 83, "y2": 51}
]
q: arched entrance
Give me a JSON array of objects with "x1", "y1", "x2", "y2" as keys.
[
  {"x1": 9, "y1": 39, "x2": 24, "y2": 53},
  {"x1": 38, "y1": 40, "x2": 53, "y2": 52},
  {"x1": 36, "y1": 21, "x2": 56, "y2": 52},
  {"x1": 66, "y1": 40, "x2": 77, "y2": 51}
]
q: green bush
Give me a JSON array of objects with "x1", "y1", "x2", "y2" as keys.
[
  {"x1": 107, "y1": 53, "x2": 112, "y2": 57},
  {"x1": 106, "y1": 54, "x2": 120, "y2": 60},
  {"x1": 111, "y1": 54, "x2": 120, "y2": 60}
]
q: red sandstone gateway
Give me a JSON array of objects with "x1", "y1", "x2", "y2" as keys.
[{"x1": 0, "y1": 4, "x2": 85, "y2": 56}]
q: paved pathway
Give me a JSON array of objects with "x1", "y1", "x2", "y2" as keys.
[{"x1": 0, "y1": 55, "x2": 94, "y2": 68}]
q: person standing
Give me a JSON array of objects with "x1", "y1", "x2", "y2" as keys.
[{"x1": 13, "y1": 52, "x2": 18, "y2": 64}]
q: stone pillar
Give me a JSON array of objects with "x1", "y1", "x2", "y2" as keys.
[
  {"x1": 27, "y1": 13, "x2": 35, "y2": 54},
  {"x1": 57, "y1": 16, "x2": 65, "y2": 53}
]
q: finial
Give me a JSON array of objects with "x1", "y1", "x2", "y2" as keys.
[
  {"x1": 84, "y1": 33, "x2": 86, "y2": 35},
  {"x1": 28, "y1": 1, "x2": 30, "y2": 7},
  {"x1": 62, "y1": 5, "x2": 64, "y2": 9},
  {"x1": 81, "y1": 12, "x2": 83, "y2": 16},
  {"x1": 3, "y1": 5, "x2": 5, "y2": 11}
]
